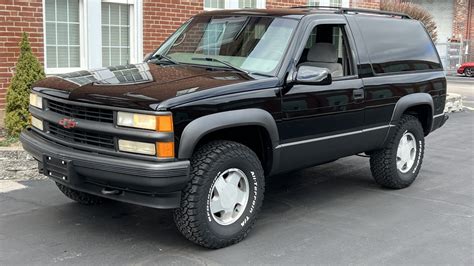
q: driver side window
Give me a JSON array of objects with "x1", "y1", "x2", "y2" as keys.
[{"x1": 298, "y1": 24, "x2": 353, "y2": 78}]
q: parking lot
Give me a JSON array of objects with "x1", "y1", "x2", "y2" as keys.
[{"x1": 1, "y1": 111, "x2": 473, "y2": 265}]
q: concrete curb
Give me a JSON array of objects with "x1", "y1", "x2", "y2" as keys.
[
  {"x1": 0, "y1": 145, "x2": 45, "y2": 180},
  {"x1": 444, "y1": 93, "x2": 464, "y2": 113}
]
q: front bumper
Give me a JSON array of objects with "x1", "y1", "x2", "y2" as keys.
[{"x1": 20, "y1": 129, "x2": 190, "y2": 209}]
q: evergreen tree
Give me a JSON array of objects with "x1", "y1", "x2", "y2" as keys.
[{"x1": 5, "y1": 32, "x2": 45, "y2": 137}]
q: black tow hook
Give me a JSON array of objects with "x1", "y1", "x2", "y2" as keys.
[{"x1": 101, "y1": 188, "x2": 122, "y2": 196}]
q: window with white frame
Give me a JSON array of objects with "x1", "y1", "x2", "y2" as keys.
[
  {"x1": 44, "y1": 0, "x2": 81, "y2": 69},
  {"x1": 101, "y1": 3, "x2": 130, "y2": 66},
  {"x1": 238, "y1": 0, "x2": 257, "y2": 8},
  {"x1": 204, "y1": 0, "x2": 265, "y2": 9},
  {"x1": 307, "y1": 0, "x2": 349, "y2": 7},
  {"x1": 43, "y1": 0, "x2": 142, "y2": 74},
  {"x1": 205, "y1": 0, "x2": 225, "y2": 9},
  {"x1": 330, "y1": 0, "x2": 342, "y2": 7}
]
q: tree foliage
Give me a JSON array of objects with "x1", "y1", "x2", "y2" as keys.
[
  {"x1": 381, "y1": 0, "x2": 438, "y2": 42},
  {"x1": 5, "y1": 32, "x2": 45, "y2": 137}
]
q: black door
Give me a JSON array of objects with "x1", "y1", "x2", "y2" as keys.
[{"x1": 277, "y1": 22, "x2": 366, "y2": 172}]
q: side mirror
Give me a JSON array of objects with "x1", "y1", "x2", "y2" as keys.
[
  {"x1": 143, "y1": 52, "x2": 153, "y2": 62},
  {"x1": 295, "y1": 66, "x2": 332, "y2": 85}
]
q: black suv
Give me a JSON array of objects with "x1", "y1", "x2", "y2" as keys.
[{"x1": 21, "y1": 7, "x2": 448, "y2": 248}]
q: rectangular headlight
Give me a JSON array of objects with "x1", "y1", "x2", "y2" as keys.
[
  {"x1": 118, "y1": 139, "x2": 156, "y2": 155},
  {"x1": 117, "y1": 112, "x2": 156, "y2": 130},
  {"x1": 31, "y1": 116, "x2": 43, "y2": 131},
  {"x1": 117, "y1": 112, "x2": 174, "y2": 132},
  {"x1": 29, "y1": 93, "x2": 43, "y2": 109}
]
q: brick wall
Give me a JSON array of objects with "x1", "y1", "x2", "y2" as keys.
[
  {"x1": 266, "y1": 0, "x2": 306, "y2": 8},
  {"x1": 452, "y1": 0, "x2": 468, "y2": 40},
  {"x1": 0, "y1": 0, "x2": 44, "y2": 126},
  {"x1": 466, "y1": 0, "x2": 474, "y2": 40},
  {"x1": 466, "y1": 0, "x2": 473, "y2": 40},
  {"x1": 142, "y1": 0, "x2": 204, "y2": 55},
  {"x1": 466, "y1": 0, "x2": 473, "y2": 62},
  {"x1": 350, "y1": 0, "x2": 381, "y2": 9}
]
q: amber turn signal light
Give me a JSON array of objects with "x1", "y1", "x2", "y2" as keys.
[
  {"x1": 156, "y1": 142, "x2": 175, "y2": 158},
  {"x1": 156, "y1": 115, "x2": 173, "y2": 132}
]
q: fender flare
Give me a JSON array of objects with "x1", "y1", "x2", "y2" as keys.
[
  {"x1": 383, "y1": 93, "x2": 434, "y2": 145},
  {"x1": 390, "y1": 93, "x2": 434, "y2": 126},
  {"x1": 177, "y1": 108, "x2": 280, "y2": 160}
]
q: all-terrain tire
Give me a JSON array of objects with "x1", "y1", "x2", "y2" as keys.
[
  {"x1": 56, "y1": 182, "x2": 103, "y2": 205},
  {"x1": 173, "y1": 140, "x2": 265, "y2": 249},
  {"x1": 370, "y1": 115, "x2": 425, "y2": 189}
]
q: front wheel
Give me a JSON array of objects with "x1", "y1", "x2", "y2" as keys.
[
  {"x1": 370, "y1": 115, "x2": 425, "y2": 189},
  {"x1": 173, "y1": 141, "x2": 265, "y2": 249}
]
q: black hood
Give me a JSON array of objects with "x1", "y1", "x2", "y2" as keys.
[{"x1": 33, "y1": 63, "x2": 279, "y2": 110}]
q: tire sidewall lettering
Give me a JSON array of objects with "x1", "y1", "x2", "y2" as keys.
[
  {"x1": 397, "y1": 125, "x2": 424, "y2": 178},
  {"x1": 412, "y1": 140, "x2": 423, "y2": 174}
]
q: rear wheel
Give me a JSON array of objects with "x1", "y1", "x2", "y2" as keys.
[
  {"x1": 370, "y1": 115, "x2": 425, "y2": 189},
  {"x1": 465, "y1": 67, "x2": 474, "y2": 77},
  {"x1": 173, "y1": 140, "x2": 265, "y2": 249},
  {"x1": 56, "y1": 182, "x2": 103, "y2": 205}
]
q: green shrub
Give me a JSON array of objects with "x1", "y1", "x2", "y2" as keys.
[{"x1": 5, "y1": 32, "x2": 45, "y2": 137}]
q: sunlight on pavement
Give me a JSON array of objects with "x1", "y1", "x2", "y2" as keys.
[{"x1": 0, "y1": 180, "x2": 26, "y2": 193}]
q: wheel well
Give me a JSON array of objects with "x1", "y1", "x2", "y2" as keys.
[
  {"x1": 404, "y1": 104, "x2": 432, "y2": 135},
  {"x1": 194, "y1": 126, "x2": 273, "y2": 175}
]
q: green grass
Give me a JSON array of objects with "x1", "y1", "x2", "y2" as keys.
[{"x1": 0, "y1": 136, "x2": 19, "y2": 147}]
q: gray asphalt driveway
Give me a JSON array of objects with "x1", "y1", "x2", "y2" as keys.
[{"x1": 1, "y1": 112, "x2": 473, "y2": 265}]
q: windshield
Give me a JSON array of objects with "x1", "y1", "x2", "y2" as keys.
[{"x1": 153, "y1": 16, "x2": 299, "y2": 75}]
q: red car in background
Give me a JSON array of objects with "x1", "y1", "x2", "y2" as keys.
[{"x1": 457, "y1": 62, "x2": 474, "y2": 77}]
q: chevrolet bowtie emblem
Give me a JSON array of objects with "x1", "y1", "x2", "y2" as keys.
[{"x1": 58, "y1": 118, "x2": 77, "y2": 129}]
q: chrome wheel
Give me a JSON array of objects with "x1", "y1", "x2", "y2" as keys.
[
  {"x1": 209, "y1": 168, "x2": 249, "y2": 225},
  {"x1": 396, "y1": 131, "x2": 417, "y2": 173}
]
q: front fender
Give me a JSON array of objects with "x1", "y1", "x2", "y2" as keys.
[{"x1": 177, "y1": 108, "x2": 280, "y2": 159}]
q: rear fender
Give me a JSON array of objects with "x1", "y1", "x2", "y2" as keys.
[{"x1": 383, "y1": 93, "x2": 434, "y2": 144}]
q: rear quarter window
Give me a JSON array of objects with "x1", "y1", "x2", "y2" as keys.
[{"x1": 355, "y1": 16, "x2": 442, "y2": 74}]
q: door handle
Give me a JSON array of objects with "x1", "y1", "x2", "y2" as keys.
[{"x1": 353, "y1": 89, "x2": 364, "y2": 100}]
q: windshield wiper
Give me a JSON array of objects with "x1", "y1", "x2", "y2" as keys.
[
  {"x1": 149, "y1": 53, "x2": 180, "y2": 65},
  {"x1": 191, "y1": 57, "x2": 276, "y2": 77},
  {"x1": 191, "y1": 57, "x2": 249, "y2": 74},
  {"x1": 250, "y1": 72, "x2": 275, "y2": 77}
]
